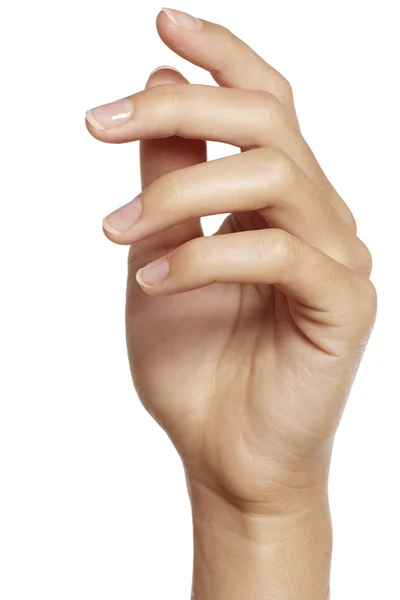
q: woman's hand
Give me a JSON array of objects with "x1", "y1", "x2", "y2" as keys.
[
  {"x1": 86, "y1": 10, "x2": 376, "y2": 598},
  {"x1": 86, "y1": 8, "x2": 376, "y2": 509}
]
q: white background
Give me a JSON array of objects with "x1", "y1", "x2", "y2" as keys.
[{"x1": 0, "y1": 0, "x2": 399, "y2": 598}]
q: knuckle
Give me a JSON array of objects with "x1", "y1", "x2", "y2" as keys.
[
  {"x1": 148, "y1": 83, "x2": 185, "y2": 115},
  {"x1": 355, "y1": 279, "x2": 378, "y2": 325},
  {"x1": 156, "y1": 83, "x2": 185, "y2": 100},
  {"x1": 263, "y1": 148, "x2": 297, "y2": 192},
  {"x1": 356, "y1": 239, "x2": 373, "y2": 275},
  {"x1": 184, "y1": 237, "x2": 208, "y2": 270},
  {"x1": 144, "y1": 84, "x2": 181, "y2": 136},
  {"x1": 364, "y1": 280, "x2": 378, "y2": 316},
  {"x1": 148, "y1": 171, "x2": 183, "y2": 215},
  {"x1": 159, "y1": 170, "x2": 184, "y2": 204},
  {"x1": 266, "y1": 229, "x2": 302, "y2": 271},
  {"x1": 328, "y1": 190, "x2": 358, "y2": 234},
  {"x1": 278, "y1": 75, "x2": 294, "y2": 102},
  {"x1": 215, "y1": 24, "x2": 234, "y2": 43},
  {"x1": 219, "y1": 24, "x2": 233, "y2": 35},
  {"x1": 253, "y1": 90, "x2": 287, "y2": 129},
  {"x1": 335, "y1": 237, "x2": 373, "y2": 275}
]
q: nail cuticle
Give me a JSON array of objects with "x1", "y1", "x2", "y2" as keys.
[
  {"x1": 136, "y1": 255, "x2": 171, "y2": 287},
  {"x1": 102, "y1": 196, "x2": 142, "y2": 235},
  {"x1": 86, "y1": 98, "x2": 134, "y2": 131},
  {"x1": 162, "y1": 7, "x2": 204, "y2": 31}
]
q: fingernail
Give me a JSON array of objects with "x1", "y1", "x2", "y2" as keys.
[
  {"x1": 149, "y1": 65, "x2": 180, "y2": 77},
  {"x1": 136, "y1": 256, "x2": 170, "y2": 287},
  {"x1": 102, "y1": 196, "x2": 142, "y2": 235},
  {"x1": 162, "y1": 8, "x2": 204, "y2": 31},
  {"x1": 86, "y1": 98, "x2": 134, "y2": 131}
]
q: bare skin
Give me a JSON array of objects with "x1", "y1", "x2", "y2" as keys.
[{"x1": 86, "y1": 9, "x2": 377, "y2": 599}]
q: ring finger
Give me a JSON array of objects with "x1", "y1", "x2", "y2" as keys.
[{"x1": 102, "y1": 147, "x2": 371, "y2": 274}]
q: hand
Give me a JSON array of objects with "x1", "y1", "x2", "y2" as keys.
[{"x1": 86, "y1": 10, "x2": 376, "y2": 516}]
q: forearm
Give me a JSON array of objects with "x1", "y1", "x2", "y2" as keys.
[{"x1": 190, "y1": 484, "x2": 332, "y2": 600}]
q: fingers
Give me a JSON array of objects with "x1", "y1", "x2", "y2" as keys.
[
  {"x1": 153, "y1": 8, "x2": 357, "y2": 230},
  {"x1": 134, "y1": 228, "x2": 377, "y2": 336},
  {"x1": 156, "y1": 8, "x2": 300, "y2": 130},
  {"x1": 136, "y1": 66, "x2": 206, "y2": 257},
  {"x1": 86, "y1": 83, "x2": 325, "y2": 189},
  {"x1": 85, "y1": 10, "x2": 357, "y2": 233},
  {"x1": 103, "y1": 148, "x2": 372, "y2": 274}
]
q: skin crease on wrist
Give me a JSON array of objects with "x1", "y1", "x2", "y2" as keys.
[{"x1": 85, "y1": 8, "x2": 376, "y2": 600}]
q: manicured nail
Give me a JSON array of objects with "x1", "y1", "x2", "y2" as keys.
[
  {"x1": 102, "y1": 196, "x2": 142, "y2": 235},
  {"x1": 162, "y1": 8, "x2": 204, "y2": 31},
  {"x1": 149, "y1": 65, "x2": 180, "y2": 77},
  {"x1": 86, "y1": 98, "x2": 134, "y2": 131},
  {"x1": 136, "y1": 256, "x2": 170, "y2": 287}
]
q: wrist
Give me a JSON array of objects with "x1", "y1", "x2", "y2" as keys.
[{"x1": 189, "y1": 482, "x2": 332, "y2": 600}]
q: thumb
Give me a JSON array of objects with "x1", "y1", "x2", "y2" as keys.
[{"x1": 128, "y1": 66, "x2": 207, "y2": 270}]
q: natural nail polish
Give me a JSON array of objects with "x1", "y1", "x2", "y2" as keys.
[
  {"x1": 102, "y1": 196, "x2": 142, "y2": 235},
  {"x1": 86, "y1": 98, "x2": 134, "y2": 131},
  {"x1": 162, "y1": 8, "x2": 204, "y2": 31},
  {"x1": 148, "y1": 65, "x2": 180, "y2": 77},
  {"x1": 136, "y1": 256, "x2": 170, "y2": 287}
]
